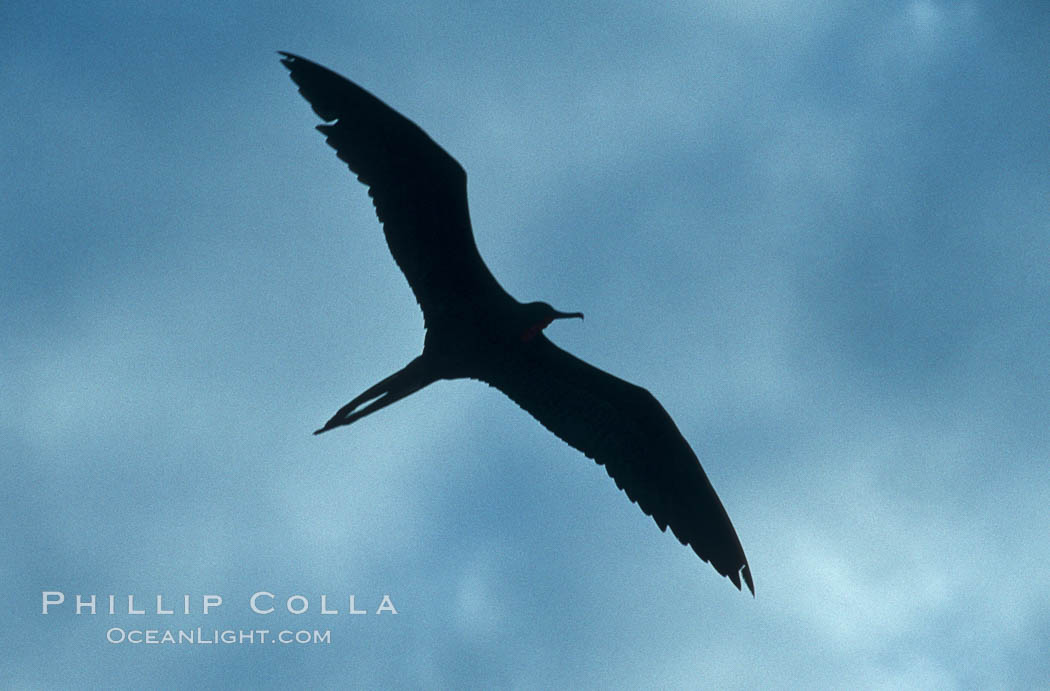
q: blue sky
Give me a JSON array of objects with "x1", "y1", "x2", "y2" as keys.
[{"x1": 3, "y1": 2, "x2": 1048, "y2": 688}]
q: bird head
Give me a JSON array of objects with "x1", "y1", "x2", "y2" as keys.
[{"x1": 519, "y1": 301, "x2": 584, "y2": 342}]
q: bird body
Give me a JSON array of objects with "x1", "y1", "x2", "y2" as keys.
[{"x1": 280, "y1": 52, "x2": 753, "y2": 594}]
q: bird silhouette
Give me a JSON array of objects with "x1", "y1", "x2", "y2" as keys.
[{"x1": 279, "y1": 52, "x2": 753, "y2": 594}]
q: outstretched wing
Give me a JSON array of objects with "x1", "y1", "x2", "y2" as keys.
[
  {"x1": 279, "y1": 52, "x2": 512, "y2": 323},
  {"x1": 480, "y1": 337, "x2": 753, "y2": 593}
]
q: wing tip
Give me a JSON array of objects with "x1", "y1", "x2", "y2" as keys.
[
  {"x1": 741, "y1": 564, "x2": 755, "y2": 597},
  {"x1": 723, "y1": 559, "x2": 754, "y2": 596},
  {"x1": 277, "y1": 51, "x2": 297, "y2": 70}
]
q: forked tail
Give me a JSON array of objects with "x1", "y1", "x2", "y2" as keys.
[{"x1": 314, "y1": 356, "x2": 436, "y2": 434}]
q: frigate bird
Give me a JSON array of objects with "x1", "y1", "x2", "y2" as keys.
[{"x1": 279, "y1": 52, "x2": 753, "y2": 594}]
